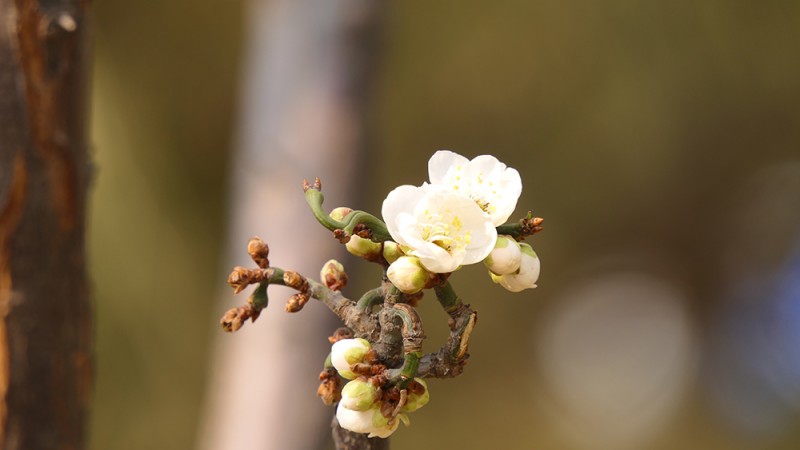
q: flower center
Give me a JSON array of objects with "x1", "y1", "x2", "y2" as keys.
[{"x1": 418, "y1": 210, "x2": 471, "y2": 253}]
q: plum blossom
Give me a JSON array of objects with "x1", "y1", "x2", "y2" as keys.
[
  {"x1": 426, "y1": 150, "x2": 522, "y2": 226},
  {"x1": 382, "y1": 185, "x2": 497, "y2": 273}
]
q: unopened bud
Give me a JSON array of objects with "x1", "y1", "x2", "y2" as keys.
[
  {"x1": 340, "y1": 379, "x2": 379, "y2": 411},
  {"x1": 317, "y1": 369, "x2": 343, "y2": 406},
  {"x1": 491, "y1": 243, "x2": 540, "y2": 292},
  {"x1": 484, "y1": 235, "x2": 522, "y2": 275},
  {"x1": 283, "y1": 271, "x2": 309, "y2": 292},
  {"x1": 382, "y1": 241, "x2": 404, "y2": 264},
  {"x1": 328, "y1": 327, "x2": 354, "y2": 344},
  {"x1": 387, "y1": 256, "x2": 432, "y2": 294},
  {"x1": 330, "y1": 206, "x2": 353, "y2": 223},
  {"x1": 336, "y1": 403, "x2": 400, "y2": 439},
  {"x1": 331, "y1": 338, "x2": 372, "y2": 379},
  {"x1": 220, "y1": 305, "x2": 258, "y2": 332},
  {"x1": 402, "y1": 378, "x2": 430, "y2": 412},
  {"x1": 285, "y1": 292, "x2": 310, "y2": 312},
  {"x1": 220, "y1": 307, "x2": 244, "y2": 332},
  {"x1": 346, "y1": 235, "x2": 382, "y2": 260},
  {"x1": 227, "y1": 266, "x2": 256, "y2": 294},
  {"x1": 247, "y1": 236, "x2": 270, "y2": 268},
  {"x1": 320, "y1": 259, "x2": 348, "y2": 291}
]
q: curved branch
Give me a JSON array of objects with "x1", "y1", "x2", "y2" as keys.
[
  {"x1": 304, "y1": 179, "x2": 391, "y2": 243},
  {"x1": 416, "y1": 283, "x2": 477, "y2": 379},
  {"x1": 221, "y1": 265, "x2": 380, "y2": 341},
  {"x1": 356, "y1": 287, "x2": 385, "y2": 312}
]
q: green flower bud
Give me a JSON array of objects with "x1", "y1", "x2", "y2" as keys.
[
  {"x1": 368, "y1": 407, "x2": 400, "y2": 438},
  {"x1": 402, "y1": 378, "x2": 430, "y2": 412},
  {"x1": 484, "y1": 235, "x2": 522, "y2": 275},
  {"x1": 382, "y1": 241, "x2": 404, "y2": 264},
  {"x1": 336, "y1": 403, "x2": 400, "y2": 438},
  {"x1": 340, "y1": 379, "x2": 378, "y2": 411},
  {"x1": 346, "y1": 235, "x2": 383, "y2": 260},
  {"x1": 320, "y1": 259, "x2": 348, "y2": 291},
  {"x1": 331, "y1": 338, "x2": 371, "y2": 379},
  {"x1": 387, "y1": 256, "x2": 432, "y2": 294},
  {"x1": 329, "y1": 207, "x2": 353, "y2": 222}
]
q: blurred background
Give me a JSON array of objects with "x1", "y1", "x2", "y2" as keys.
[{"x1": 88, "y1": 1, "x2": 800, "y2": 449}]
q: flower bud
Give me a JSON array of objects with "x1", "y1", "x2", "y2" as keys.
[
  {"x1": 387, "y1": 256, "x2": 432, "y2": 294},
  {"x1": 367, "y1": 409, "x2": 401, "y2": 439},
  {"x1": 247, "y1": 236, "x2": 270, "y2": 268},
  {"x1": 346, "y1": 235, "x2": 382, "y2": 260},
  {"x1": 382, "y1": 241, "x2": 404, "y2": 264},
  {"x1": 340, "y1": 379, "x2": 378, "y2": 411},
  {"x1": 320, "y1": 259, "x2": 348, "y2": 291},
  {"x1": 484, "y1": 235, "x2": 522, "y2": 275},
  {"x1": 317, "y1": 369, "x2": 342, "y2": 406},
  {"x1": 402, "y1": 378, "x2": 430, "y2": 412},
  {"x1": 336, "y1": 403, "x2": 399, "y2": 438},
  {"x1": 491, "y1": 243, "x2": 540, "y2": 292},
  {"x1": 331, "y1": 338, "x2": 371, "y2": 379},
  {"x1": 330, "y1": 207, "x2": 354, "y2": 223}
]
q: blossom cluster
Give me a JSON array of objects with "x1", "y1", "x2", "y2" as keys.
[
  {"x1": 331, "y1": 339, "x2": 429, "y2": 438},
  {"x1": 380, "y1": 150, "x2": 540, "y2": 293}
]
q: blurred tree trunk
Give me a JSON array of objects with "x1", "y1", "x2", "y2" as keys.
[
  {"x1": 199, "y1": 0, "x2": 384, "y2": 449},
  {"x1": 0, "y1": 1, "x2": 93, "y2": 449}
]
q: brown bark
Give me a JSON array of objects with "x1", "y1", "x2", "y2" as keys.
[{"x1": 0, "y1": 0, "x2": 93, "y2": 449}]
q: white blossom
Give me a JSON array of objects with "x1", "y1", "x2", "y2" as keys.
[
  {"x1": 426, "y1": 150, "x2": 522, "y2": 226},
  {"x1": 382, "y1": 185, "x2": 497, "y2": 273}
]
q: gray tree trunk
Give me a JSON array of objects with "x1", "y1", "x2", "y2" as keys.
[
  {"x1": 0, "y1": 1, "x2": 93, "y2": 449},
  {"x1": 198, "y1": 1, "x2": 384, "y2": 449}
]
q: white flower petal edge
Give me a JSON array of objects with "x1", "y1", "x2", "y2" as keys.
[
  {"x1": 426, "y1": 150, "x2": 522, "y2": 226},
  {"x1": 382, "y1": 185, "x2": 497, "y2": 273}
]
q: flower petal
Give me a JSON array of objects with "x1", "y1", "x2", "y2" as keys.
[
  {"x1": 428, "y1": 150, "x2": 468, "y2": 185},
  {"x1": 382, "y1": 185, "x2": 426, "y2": 245}
]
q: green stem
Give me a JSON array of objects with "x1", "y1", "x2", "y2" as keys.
[
  {"x1": 323, "y1": 352, "x2": 334, "y2": 370},
  {"x1": 496, "y1": 212, "x2": 543, "y2": 241},
  {"x1": 305, "y1": 187, "x2": 392, "y2": 242},
  {"x1": 305, "y1": 188, "x2": 345, "y2": 231},
  {"x1": 397, "y1": 352, "x2": 421, "y2": 387},
  {"x1": 433, "y1": 281, "x2": 461, "y2": 313},
  {"x1": 385, "y1": 303, "x2": 424, "y2": 384},
  {"x1": 356, "y1": 287, "x2": 385, "y2": 312},
  {"x1": 341, "y1": 211, "x2": 392, "y2": 242},
  {"x1": 495, "y1": 222, "x2": 520, "y2": 237},
  {"x1": 248, "y1": 282, "x2": 269, "y2": 310}
]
